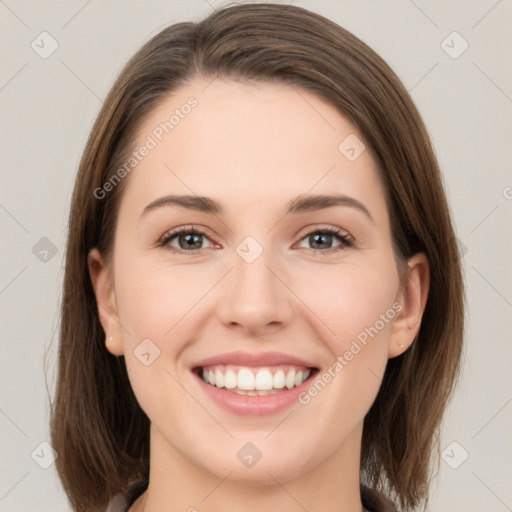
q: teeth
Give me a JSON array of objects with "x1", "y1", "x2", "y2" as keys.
[
  {"x1": 285, "y1": 370, "x2": 296, "y2": 389},
  {"x1": 215, "y1": 368, "x2": 224, "y2": 388},
  {"x1": 224, "y1": 369, "x2": 237, "y2": 389},
  {"x1": 237, "y1": 368, "x2": 255, "y2": 390},
  {"x1": 255, "y1": 369, "x2": 273, "y2": 390},
  {"x1": 273, "y1": 369, "x2": 285, "y2": 389},
  {"x1": 235, "y1": 388, "x2": 281, "y2": 396},
  {"x1": 199, "y1": 365, "x2": 312, "y2": 392}
]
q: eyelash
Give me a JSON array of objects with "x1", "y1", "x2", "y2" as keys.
[{"x1": 158, "y1": 225, "x2": 354, "y2": 256}]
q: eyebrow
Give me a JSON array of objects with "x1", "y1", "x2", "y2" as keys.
[{"x1": 140, "y1": 193, "x2": 374, "y2": 223}]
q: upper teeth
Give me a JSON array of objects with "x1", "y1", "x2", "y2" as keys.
[{"x1": 200, "y1": 365, "x2": 311, "y2": 394}]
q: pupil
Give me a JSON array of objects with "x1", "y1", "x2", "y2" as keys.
[
  {"x1": 180, "y1": 233, "x2": 202, "y2": 250},
  {"x1": 311, "y1": 233, "x2": 332, "y2": 249}
]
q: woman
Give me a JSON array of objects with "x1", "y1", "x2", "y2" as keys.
[{"x1": 50, "y1": 3, "x2": 465, "y2": 511}]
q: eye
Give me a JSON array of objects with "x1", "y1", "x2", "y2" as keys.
[
  {"x1": 159, "y1": 225, "x2": 215, "y2": 254},
  {"x1": 158, "y1": 224, "x2": 354, "y2": 256},
  {"x1": 296, "y1": 226, "x2": 354, "y2": 254}
]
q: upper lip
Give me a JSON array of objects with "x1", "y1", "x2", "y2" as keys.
[{"x1": 192, "y1": 351, "x2": 318, "y2": 369}]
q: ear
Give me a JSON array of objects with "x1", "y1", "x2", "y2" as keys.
[
  {"x1": 388, "y1": 252, "x2": 430, "y2": 358},
  {"x1": 87, "y1": 248, "x2": 124, "y2": 356}
]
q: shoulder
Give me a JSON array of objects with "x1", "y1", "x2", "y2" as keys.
[
  {"x1": 105, "y1": 480, "x2": 397, "y2": 512},
  {"x1": 106, "y1": 480, "x2": 148, "y2": 512}
]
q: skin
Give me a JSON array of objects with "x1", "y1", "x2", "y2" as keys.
[{"x1": 89, "y1": 77, "x2": 429, "y2": 512}]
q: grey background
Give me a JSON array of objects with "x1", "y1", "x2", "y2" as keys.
[{"x1": 1, "y1": 0, "x2": 511, "y2": 510}]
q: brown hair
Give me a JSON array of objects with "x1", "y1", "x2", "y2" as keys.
[{"x1": 50, "y1": 3, "x2": 465, "y2": 510}]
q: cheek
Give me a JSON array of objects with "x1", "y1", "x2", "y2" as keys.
[
  {"x1": 113, "y1": 257, "x2": 203, "y2": 423},
  {"x1": 114, "y1": 255, "x2": 206, "y2": 342},
  {"x1": 295, "y1": 259, "x2": 399, "y2": 351},
  {"x1": 292, "y1": 267, "x2": 397, "y2": 437}
]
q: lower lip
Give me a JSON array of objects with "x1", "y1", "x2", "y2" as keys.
[{"x1": 192, "y1": 370, "x2": 316, "y2": 416}]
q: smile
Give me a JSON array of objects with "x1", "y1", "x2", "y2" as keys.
[
  {"x1": 197, "y1": 364, "x2": 313, "y2": 395},
  {"x1": 191, "y1": 351, "x2": 319, "y2": 416}
]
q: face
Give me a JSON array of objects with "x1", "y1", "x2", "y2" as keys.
[{"x1": 90, "y1": 77, "x2": 428, "y2": 485}]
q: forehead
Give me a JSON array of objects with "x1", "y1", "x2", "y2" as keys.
[{"x1": 122, "y1": 76, "x2": 386, "y2": 218}]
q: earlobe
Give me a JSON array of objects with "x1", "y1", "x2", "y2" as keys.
[
  {"x1": 87, "y1": 248, "x2": 124, "y2": 356},
  {"x1": 388, "y1": 252, "x2": 430, "y2": 359}
]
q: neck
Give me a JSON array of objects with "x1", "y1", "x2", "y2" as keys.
[{"x1": 130, "y1": 422, "x2": 366, "y2": 512}]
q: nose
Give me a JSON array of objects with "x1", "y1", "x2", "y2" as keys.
[{"x1": 215, "y1": 241, "x2": 295, "y2": 336}]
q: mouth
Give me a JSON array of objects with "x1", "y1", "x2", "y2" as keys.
[
  {"x1": 192, "y1": 364, "x2": 318, "y2": 395},
  {"x1": 190, "y1": 352, "x2": 320, "y2": 415}
]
